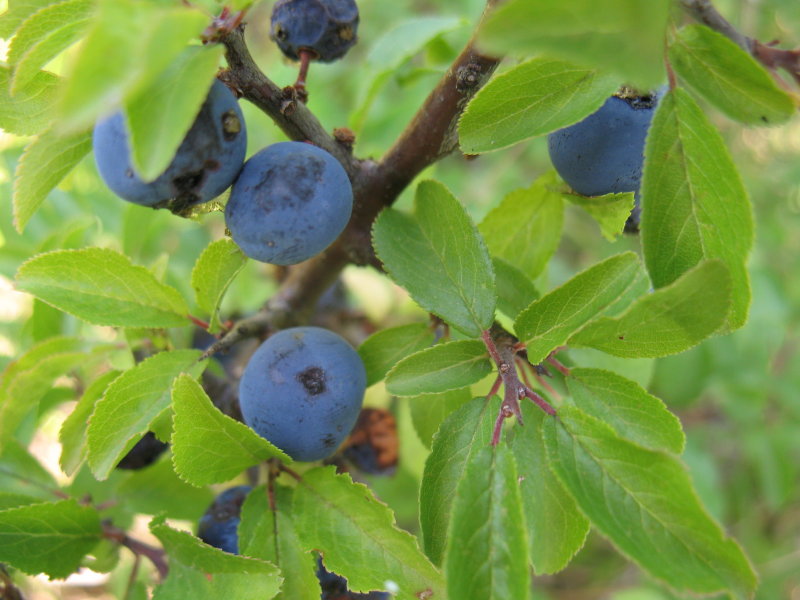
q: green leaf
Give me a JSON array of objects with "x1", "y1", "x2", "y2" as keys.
[
  {"x1": 479, "y1": 0, "x2": 669, "y2": 89},
  {"x1": 0, "y1": 440, "x2": 60, "y2": 499},
  {"x1": 87, "y1": 350, "x2": 206, "y2": 480},
  {"x1": 479, "y1": 171, "x2": 564, "y2": 280},
  {"x1": 191, "y1": 238, "x2": 247, "y2": 333},
  {"x1": 564, "y1": 191, "x2": 635, "y2": 241},
  {"x1": 515, "y1": 252, "x2": 643, "y2": 363},
  {"x1": 293, "y1": 467, "x2": 444, "y2": 599},
  {"x1": 117, "y1": 459, "x2": 214, "y2": 522},
  {"x1": 15, "y1": 248, "x2": 190, "y2": 327},
  {"x1": 0, "y1": 0, "x2": 58, "y2": 37},
  {"x1": 566, "y1": 368, "x2": 684, "y2": 454},
  {"x1": 0, "y1": 493, "x2": 39, "y2": 510},
  {"x1": 59, "y1": 370, "x2": 121, "y2": 476},
  {"x1": 459, "y1": 57, "x2": 618, "y2": 153},
  {"x1": 0, "y1": 336, "x2": 85, "y2": 449},
  {"x1": 239, "y1": 485, "x2": 319, "y2": 600},
  {"x1": 150, "y1": 518, "x2": 282, "y2": 600},
  {"x1": 0, "y1": 66, "x2": 60, "y2": 136},
  {"x1": 57, "y1": 0, "x2": 209, "y2": 132},
  {"x1": 492, "y1": 258, "x2": 538, "y2": 320},
  {"x1": 358, "y1": 323, "x2": 436, "y2": 387},
  {"x1": 125, "y1": 44, "x2": 224, "y2": 181},
  {"x1": 569, "y1": 260, "x2": 731, "y2": 358},
  {"x1": 386, "y1": 339, "x2": 491, "y2": 397},
  {"x1": 511, "y1": 403, "x2": 588, "y2": 574},
  {"x1": 445, "y1": 444, "x2": 530, "y2": 599},
  {"x1": 669, "y1": 25, "x2": 795, "y2": 126},
  {"x1": 543, "y1": 406, "x2": 757, "y2": 599},
  {"x1": 641, "y1": 88, "x2": 753, "y2": 330},
  {"x1": 0, "y1": 499, "x2": 102, "y2": 579},
  {"x1": 171, "y1": 374, "x2": 289, "y2": 487},
  {"x1": 13, "y1": 127, "x2": 92, "y2": 232},
  {"x1": 409, "y1": 387, "x2": 472, "y2": 449},
  {"x1": 420, "y1": 397, "x2": 496, "y2": 565},
  {"x1": 373, "y1": 180, "x2": 495, "y2": 337},
  {"x1": 8, "y1": 0, "x2": 94, "y2": 93}
]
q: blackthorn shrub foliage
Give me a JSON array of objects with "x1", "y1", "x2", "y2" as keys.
[{"x1": 0, "y1": 0, "x2": 799, "y2": 599}]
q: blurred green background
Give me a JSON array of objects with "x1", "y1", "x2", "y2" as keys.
[{"x1": 1, "y1": 0, "x2": 799, "y2": 598}]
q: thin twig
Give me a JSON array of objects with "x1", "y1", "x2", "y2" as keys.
[{"x1": 103, "y1": 523, "x2": 169, "y2": 580}]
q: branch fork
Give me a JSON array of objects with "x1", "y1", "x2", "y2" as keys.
[{"x1": 481, "y1": 328, "x2": 556, "y2": 445}]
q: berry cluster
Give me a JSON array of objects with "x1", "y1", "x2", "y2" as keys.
[{"x1": 90, "y1": 1, "x2": 369, "y2": 584}]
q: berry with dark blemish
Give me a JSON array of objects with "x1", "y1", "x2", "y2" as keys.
[{"x1": 239, "y1": 327, "x2": 366, "y2": 461}]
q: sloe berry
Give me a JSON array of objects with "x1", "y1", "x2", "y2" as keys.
[
  {"x1": 224, "y1": 141, "x2": 353, "y2": 265},
  {"x1": 547, "y1": 89, "x2": 663, "y2": 232},
  {"x1": 93, "y1": 79, "x2": 246, "y2": 208},
  {"x1": 238, "y1": 327, "x2": 366, "y2": 462},
  {"x1": 317, "y1": 556, "x2": 391, "y2": 599},
  {"x1": 270, "y1": 0, "x2": 359, "y2": 63},
  {"x1": 115, "y1": 431, "x2": 168, "y2": 470},
  {"x1": 197, "y1": 485, "x2": 252, "y2": 554}
]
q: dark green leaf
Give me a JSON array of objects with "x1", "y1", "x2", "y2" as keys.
[
  {"x1": 566, "y1": 368, "x2": 684, "y2": 453},
  {"x1": 515, "y1": 252, "x2": 643, "y2": 363},
  {"x1": 511, "y1": 403, "x2": 588, "y2": 574},
  {"x1": 420, "y1": 397, "x2": 496, "y2": 565},
  {"x1": 358, "y1": 323, "x2": 436, "y2": 387},
  {"x1": 445, "y1": 444, "x2": 530, "y2": 599},
  {"x1": 459, "y1": 57, "x2": 618, "y2": 153},
  {"x1": 569, "y1": 260, "x2": 731, "y2": 358},
  {"x1": 386, "y1": 339, "x2": 491, "y2": 396},
  {"x1": 669, "y1": 25, "x2": 795, "y2": 126},
  {"x1": 493, "y1": 258, "x2": 538, "y2": 320},
  {"x1": 544, "y1": 406, "x2": 757, "y2": 599},
  {"x1": 409, "y1": 387, "x2": 472, "y2": 449},
  {"x1": 373, "y1": 180, "x2": 495, "y2": 337},
  {"x1": 641, "y1": 88, "x2": 753, "y2": 330}
]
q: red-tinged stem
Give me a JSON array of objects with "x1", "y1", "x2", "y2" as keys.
[
  {"x1": 547, "y1": 355, "x2": 571, "y2": 377},
  {"x1": 279, "y1": 464, "x2": 303, "y2": 482},
  {"x1": 525, "y1": 388, "x2": 557, "y2": 416},
  {"x1": 482, "y1": 327, "x2": 556, "y2": 444},
  {"x1": 295, "y1": 50, "x2": 315, "y2": 90},
  {"x1": 103, "y1": 523, "x2": 169, "y2": 580},
  {"x1": 187, "y1": 314, "x2": 210, "y2": 330}
]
